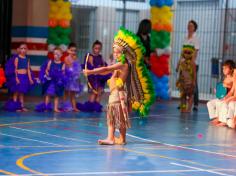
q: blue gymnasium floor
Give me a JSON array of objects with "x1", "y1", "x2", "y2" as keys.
[{"x1": 0, "y1": 99, "x2": 236, "y2": 176}]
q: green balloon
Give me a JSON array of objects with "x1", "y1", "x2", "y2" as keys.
[{"x1": 151, "y1": 30, "x2": 170, "y2": 49}]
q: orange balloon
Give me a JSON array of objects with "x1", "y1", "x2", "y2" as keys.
[
  {"x1": 48, "y1": 18, "x2": 58, "y2": 28},
  {"x1": 59, "y1": 19, "x2": 70, "y2": 28},
  {"x1": 152, "y1": 23, "x2": 173, "y2": 32}
]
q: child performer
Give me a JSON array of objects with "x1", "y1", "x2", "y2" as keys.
[
  {"x1": 35, "y1": 48, "x2": 65, "y2": 112},
  {"x1": 217, "y1": 68, "x2": 236, "y2": 127},
  {"x1": 176, "y1": 45, "x2": 196, "y2": 113},
  {"x1": 4, "y1": 43, "x2": 35, "y2": 111},
  {"x1": 83, "y1": 27, "x2": 155, "y2": 145},
  {"x1": 78, "y1": 40, "x2": 110, "y2": 112},
  {"x1": 63, "y1": 43, "x2": 83, "y2": 112},
  {"x1": 207, "y1": 60, "x2": 235, "y2": 125}
]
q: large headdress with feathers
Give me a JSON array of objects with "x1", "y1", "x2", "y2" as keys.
[{"x1": 113, "y1": 27, "x2": 155, "y2": 116}]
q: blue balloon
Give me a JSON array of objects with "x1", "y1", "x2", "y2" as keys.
[
  {"x1": 150, "y1": 72, "x2": 170, "y2": 100},
  {"x1": 150, "y1": 0, "x2": 174, "y2": 7},
  {"x1": 160, "y1": 90, "x2": 170, "y2": 100},
  {"x1": 161, "y1": 75, "x2": 169, "y2": 84}
]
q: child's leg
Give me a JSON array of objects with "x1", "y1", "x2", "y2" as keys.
[
  {"x1": 115, "y1": 127, "x2": 126, "y2": 145},
  {"x1": 207, "y1": 99, "x2": 219, "y2": 121},
  {"x1": 63, "y1": 90, "x2": 69, "y2": 101},
  {"x1": 180, "y1": 93, "x2": 187, "y2": 112},
  {"x1": 89, "y1": 92, "x2": 96, "y2": 102},
  {"x1": 227, "y1": 102, "x2": 236, "y2": 128},
  {"x1": 54, "y1": 97, "x2": 60, "y2": 112},
  {"x1": 13, "y1": 92, "x2": 18, "y2": 102},
  {"x1": 98, "y1": 124, "x2": 115, "y2": 145},
  {"x1": 70, "y1": 91, "x2": 79, "y2": 112},
  {"x1": 187, "y1": 94, "x2": 193, "y2": 112},
  {"x1": 19, "y1": 93, "x2": 28, "y2": 111},
  {"x1": 217, "y1": 102, "x2": 228, "y2": 126},
  {"x1": 95, "y1": 88, "x2": 103, "y2": 103},
  {"x1": 45, "y1": 95, "x2": 50, "y2": 105}
]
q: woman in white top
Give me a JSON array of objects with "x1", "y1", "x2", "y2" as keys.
[{"x1": 177, "y1": 20, "x2": 200, "y2": 112}]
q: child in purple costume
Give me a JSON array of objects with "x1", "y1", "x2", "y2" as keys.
[
  {"x1": 77, "y1": 40, "x2": 111, "y2": 112},
  {"x1": 4, "y1": 43, "x2": 35, "y2": 111}
]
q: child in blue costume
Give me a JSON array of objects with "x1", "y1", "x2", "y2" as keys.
[
  {"x1": 63, "y1": 43, "x2": 83, "y2": 112},
  {"x1": 4, "y1": 43, "x2": 35, "y2": 111},
  {"x1": 77, "y1": 40, "x2": 111, "y2": 112},
  {"x1": 35, "y1": 48, "x2": 65, "y2": 112}
]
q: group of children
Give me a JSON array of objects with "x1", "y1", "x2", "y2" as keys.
[
  {"x1": 1, "y1": 40, "x2": 110, "y2": 113},
  {"x1": 207, "y1": 60, "x2": 236, "y2": 129},
  {"x1": 1, "y1": 27, "x2": 154, "y2": 145}
]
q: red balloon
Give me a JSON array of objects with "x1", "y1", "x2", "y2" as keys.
[
  {"x1": 47, "y1": 52, "x2": 54, "y2": 60},
  {"x1": 48, "y1": 19, "x2": 57, "y2": 28},
  {"x1": 150, "y1": 53, "x2": 170, "y2": 77},
  {"x1": 59, "y1": 19, "x2": 70, "y2": 28},
  {"x1": 61, "y1": 52, "x2": 69, "y2": 62}
]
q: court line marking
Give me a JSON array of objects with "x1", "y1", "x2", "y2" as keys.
[
  {"x1": 16, "y1": 148, "x2": 121, "y2": 176},
  {"x1": 119, "y1": 147, "x2": 223, "y2": 170},
  {"x1": 0, "y1": 169, "x2": 236, "y2": 176},
  {"x1": 10, "y1": 127, "x2": 91, "y2": 143},
  {"x1": 16, "y1": 147, "x2": 235, "y2": 176},
  {"x1": 16, "y1": 146, "x2": 233, "y2": 176},
  {"x1": 0, "y1": 133, "x2": 62, "y2": 146},
  {"x1": 126, "y1": 133, "x2": 236, "y2": 158},
  {"x1": 171, "y1": 162, "x2": 235, "y2": 176},
  {"x1": 0, "y1": 169, "x2": 17, "y2": 175},
  {"x1": 0, "y1": 112, "x2": 209, "y2": 128}
]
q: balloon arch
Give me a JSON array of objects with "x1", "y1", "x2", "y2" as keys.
[
  {"x1": 150, "y1": 0, "x2": 174, "y2": 100},
  {"x1": 46, "y1": 0, "x2": 174, "y2": 100}
]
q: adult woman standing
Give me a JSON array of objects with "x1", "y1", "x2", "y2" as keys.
[{"x1": 137, "y1": 19, "x2": 152, "y2": 69}]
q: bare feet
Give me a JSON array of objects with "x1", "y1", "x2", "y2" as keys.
[
  {"x1": 114, "y1": 136, "x2": 126, "y2": 145},
  {"x1": 181, "y1": 109, "x2": 191, "y2": 113},
  {"x1": 22, "y1": 107, "x2": 28, "y2": 112},
  {"x1": 54, "y1": 109, "x2": 61, "y2": 113},
  {"x1": 73, "y1": 108, "x2": 80, "y2": 112},
  {"x1": 98, "y1": 139, "x2": 114, "y2": 145},
  {"x1": 216, "y1": 122, "x2": 227, "y2": 127},
  {"x1": 210, "y1": 118, "x2": 219, "y2": 124}
]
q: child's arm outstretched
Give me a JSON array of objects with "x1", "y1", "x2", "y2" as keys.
[{"x1": 83, "y1": 62, "x2": 125, "y2": 76}]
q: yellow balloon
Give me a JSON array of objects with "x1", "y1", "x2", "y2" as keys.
[
  {"x1": 50, "y1": 5, "x2": 59, "y2": 13},
  {"x1": 49, "y1": 13, "x2": 56, "y2": 19},
  {"x1": 151, "y1": 6, "x2": 173, "y2": 26},
  {"x1": 56, "y1": 1, "x2": 64, "y2": 8},
  {"x1": 63, "y1": 2, "x2": 71, "y2": 9}
]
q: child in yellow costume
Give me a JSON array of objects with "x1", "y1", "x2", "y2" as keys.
[
  {"x1": 176, "y1": 45, "x2": 196, "y2": 113},
  {"x1": 83, "y1": 27, "x2": 155, "y2": 145}
]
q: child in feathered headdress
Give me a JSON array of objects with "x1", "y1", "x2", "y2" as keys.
[{"x1": 83, "y1": 27, "x2": 155, "y2": 145}]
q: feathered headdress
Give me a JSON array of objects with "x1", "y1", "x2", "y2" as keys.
[{"x1": 114, "y1": 27, "x2": 155, "y2": 116}]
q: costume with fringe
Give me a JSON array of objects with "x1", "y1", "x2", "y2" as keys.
[
  {"x1": 105, "y1": 27, "x2": 155, "y2": 130},
  {"x1": 35, "y1": 60, "x2": 65, "y2": 112},
  {"x1": 176, "y1": 45, "x2": 195, "y2": 109}
]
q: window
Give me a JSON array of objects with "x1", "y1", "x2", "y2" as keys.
[{"x1": 71, "y1": 7, "x2": 96, "y2": 58}]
